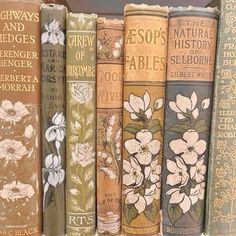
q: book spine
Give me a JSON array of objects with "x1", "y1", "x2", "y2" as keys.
[
  {"x1": 96, "y1": 18, "x2": 123, "y2": 236},
  {"x1": 66, "y1": 12, "x2": 97, "y2": 236},
  {"x1": 205, "y1": 1, "x2": 236, "y2": 235},
  {"x1": 161, "y1": 7, "x2": 218, "y2": 236},
  {"x1": 41, "y1": 4, "x2": 66, "y2": 236},
  {"x1": 0, "y1": 1, "x2": 42, "y2": 235},
  {"x1": 122, "y1": 4, "x2": 168, "y2": 236}
]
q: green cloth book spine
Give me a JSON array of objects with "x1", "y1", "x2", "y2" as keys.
[
  {"x1": 66, "y1": 12, "x2": 97, "y2": 236},
  {"x1": 205, "y1": 1, "x2": 236, "y2": 235},
  {"x1": 41, "y1": 3, "x2": 67, "y2": 236}
]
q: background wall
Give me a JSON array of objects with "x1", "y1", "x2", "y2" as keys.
[{"x1": 48, "y1": 0, "x2": 210, "y2": 15}]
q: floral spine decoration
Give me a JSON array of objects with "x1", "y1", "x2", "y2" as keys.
[
  {"x1": 42, "y1": 112, "x2": 66, "y2": 208},
  {"x1": 166, "y1": 91, "x2": 210, "y2": 225},
  {"x1": 123, "y1": 91, "x2": 163, "y2": 224}
]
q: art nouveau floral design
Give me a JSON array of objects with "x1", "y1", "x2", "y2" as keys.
[
  {"x1": 123, "y1": 91, "x2": 163, "y2": 224},
  {"x1": 0, "y1": 100, "x2": 29, "y2": 123},
  {"x1": 0, "y1": 101, "x2": 38, "y2": 224},
  {"x1": 98, "y1": 114, "x2": 122, "y2": 182},
  {"x1": 97, "y1": 32, "x2": 123, "y2": 59},
  {"x1": 0, "y1": 139, "x2": 28, "y2": 163},
  {"x1": 0, "y1": 181, "x2": 35, "y2": 201},
  {"x1": 166, "y1": 91, "x2": 210, "y2": 225},
  {"x1": 43, "y1": 112, "x2": 66, "y2": 208},
  {"x1": 41, "y1": 19, "x2": 65, "y2": 45},
  {"x1": 71, "y1": 83, "x2": 93, "y2": 104}
]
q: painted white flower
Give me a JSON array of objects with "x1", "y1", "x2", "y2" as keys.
[
  {"x1": 113, "y1": 37, "x2": 123, "y2": 58},
  {"x1": 190, "y1": 183, "x2": 205, "y2": 205},
  {"x1": 0, "y1": 181, "x2": 35, "y2": 201},
  {"x1": 100, "y1": 167, "x2": 116, "y2": 180},
  {"x1": 0, "y1": 100, "x2": 29, "y2": 123},
  {"x1": 70, "y1": 188, "x2": 79, "y2": 195},
  {"x1": 71, "y1": 83, "x2": 93, "y2": 104},
  {"x1": 144, "y1": 183, "x2": 161, "y2": 205},
  {"x1": 24, "y1": 125, "x2": 34, "y2": 139},
  {"x1": 169, "y1": 91, "x2": 199, "y2": 120},
  {"x1": 166, "y1": 157, "x2": 189, "y2": 187},
  {"x1": 72, "y1": 143, "x2": 95, "y2": 167},
  {"x1": 41, "y1": 20, "x2": 65, "y2": 45},
  {"x1": 190, "y1": 158, "x2": 206, "y2": 183},
  {"x1": 0, "y1": 139, "x2": 28, "y2": 163},
  {"x1": 43, "y1": 154, "x2": 65, "y2": 188},
  {"x1": 124, "y1": 91, "x2": 152, "y2": 120},
  {"x1": 169, "y1": 129, "x2": 206, "y2": 165},
  {"x1": 123, "y1": 157, "x2": 143, "y2": 187},
  {"x1": 125, "y1": 129, "x2": 161, "y2": 165},
  {"x1": 145, "y1": 160, "x2": 161, "y2": 183},
  {"x1": 124, "y1": 189, "x2": 147, "y2": 214},
  {"x1": 154, "y1": 98, "x2": 164, "y2": 110},
  {"x1": 166, "y1": 188, "x2": 191, "y2": 213},
  {"x1": 201, "y1": 98, "x2": 210, "y2": 110},
  {"x1": 45, "y1": 112, "x2": 66, "y2": 150}
]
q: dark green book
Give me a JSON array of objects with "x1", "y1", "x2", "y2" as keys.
[
  {"x1": 205, "y1": 1, "x2": 236, "y2": 235},
  {"x1": 41, "y1": 4, "x2": 67, "y2": 236}
]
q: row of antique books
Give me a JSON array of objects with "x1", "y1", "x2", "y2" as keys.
[{"x1": 0, "y1": 0, "x2": 234, "y2": 236}]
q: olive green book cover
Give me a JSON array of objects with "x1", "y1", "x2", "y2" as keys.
[
  {"x1": 205, "y1": 1, "x2": 236, "y2": 235},
  {"x1": 66, "y1": 12, "x2": 97, "y2": 236},
  {"x1": 41, "y1": 3, "x2": 67, "y2": 236}
]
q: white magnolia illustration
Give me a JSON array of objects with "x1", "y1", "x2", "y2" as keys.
[
  {"x1": 169, "y1": 91, "x2": 199, "y2": 120},
  {"x1": 166, "y1": 91, "x2": 210, "y2": 223},
  {"x1": 124, "y1": 182, "x2": 160, "y2": 214},
  {"x1": 0, "y1": 139, "x2": 28, "y2": 163},
  {"x1": 123, "y1": 90, "x2": 163, "y2": 223},
  {"x1": 166, "y1": 157, "x2": 189, "y2": 187},
  {"x1": 0, "y1": 100, "x2": 29, "y2": 123},
  {"x1": 190, "y1": 158, "x2": 206, "y2": 183},
  {"x1": 72, "y1": 143, "x2": 95, "y2": 167},
  {"x1": 169, "y1": 129, "x2": 207, "y2": 165},
  {"x1": 41, "y1": 20, "x2": 65, "y2": 45},
  {"x1": 71, "y1": 83, "x2": 93, "y2": 104},
  {"x1": 0, "y1": 181, "x2": 35, "y2": 201},
  {"x1": 124, "y1": 92, "x2": 153, "y2": 120},
  {"x1": 123, "y1": 157, "x2": 143, "y2": 187},
  {"x1": 125, "y1": 129, "x2": 161, "y2": 165},
  {"x1": 43, "y1": 112, "x2": 66, "y2": 208}
]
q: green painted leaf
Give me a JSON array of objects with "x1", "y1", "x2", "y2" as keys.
[
  {"x1": 168, "y1": 203, "x2": 183, "y2": 225},
  {"x1": 194, "y1": 120, "x2": 208, "y2": 133},
  {"x1": 168, "y1": 123, "x2": 190, "y2": 134},
  {"x1": 124, "y1": 124, "x2": 143, "y2": 134},
  {"x1": 148, "y1": 119, "x2": 162, "y2": 134},
  {"x1": 189, "y1": 201, "x2": 201, "y2": 222},
  {"x1": 123, "y1": 203, "x2": 138, "y2": 225},
  {"x1": 144, "y1": 201, "x2": 158, "y2": 223}
]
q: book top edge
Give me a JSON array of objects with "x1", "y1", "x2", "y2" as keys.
[
  {"x1": 97, "y1": 17, "x2": 124, "y2": 26},
  {"x1": 40, "y1": 3, "x2": 67, "y2": 11},
  {"x1": 67, "y1": 12, "x2": 97, "y2": 19},
  {"x1": 124, "y1": 4, "x2": 168, "y2": 14},
  {"x1": 169, "y1": 6, "x2": 219, "y2": 17}
]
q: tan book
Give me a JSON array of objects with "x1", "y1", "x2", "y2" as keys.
[
  {"x1": 0, "y1": 0, "x2": 42, "y2": 235},
  {"x1": 96, "y1": 17, "x2": 123, "y2": 235},
  {"x1": 122, "y1": 4, "x2": 168, "y2": 235},
  {"x1": 66, "y1": 12, "x2": 97, "y2": 236}
]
